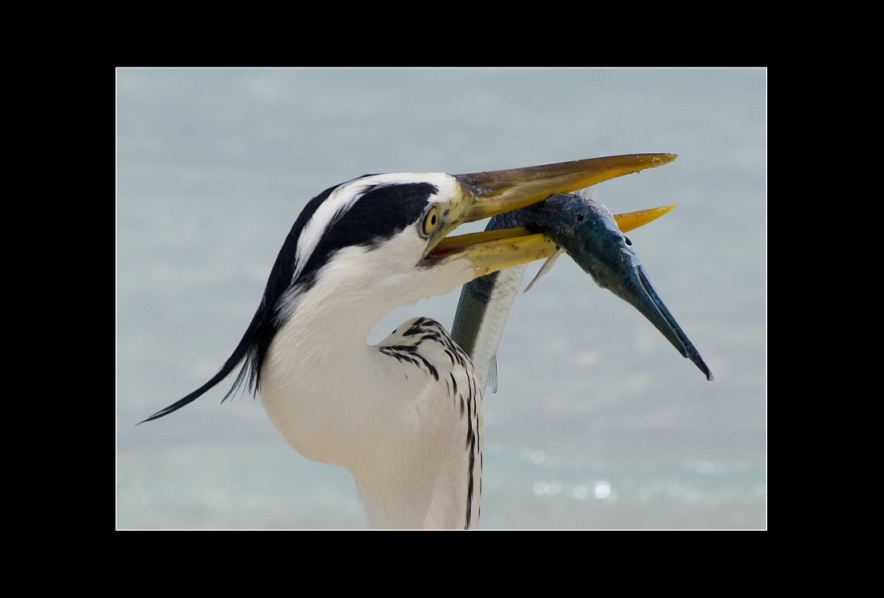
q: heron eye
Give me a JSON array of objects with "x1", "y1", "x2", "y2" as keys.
[
  {"x1": 421, "y1": 206, "x2": 441, "y2": 237},
  {"x1": 624, "y1": 236, "x2": 633, "y2": 246}
]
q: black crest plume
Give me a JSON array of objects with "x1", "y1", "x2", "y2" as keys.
[{"x1": 138, "y1": 182, "x2": 342, "y2": 423}]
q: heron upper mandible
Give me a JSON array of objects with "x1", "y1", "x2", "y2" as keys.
[{"x1": 142, "y1": 154, "x2": 710, "y2": 529}]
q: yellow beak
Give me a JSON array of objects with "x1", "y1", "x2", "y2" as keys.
[
  {"x1": 425, "y1": 154, "x2": 679, "y2": 276},
  {"x1": 456, "y1": 153, "x2": 676, "y2": 222}
]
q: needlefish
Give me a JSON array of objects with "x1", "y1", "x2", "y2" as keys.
[{"x1": 450, "y1": 192, "x2": 713, "y2": 392}]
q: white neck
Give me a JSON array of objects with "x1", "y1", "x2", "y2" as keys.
[{"x1": 259, "y1": 242, "x2": 480, "y2": 528}]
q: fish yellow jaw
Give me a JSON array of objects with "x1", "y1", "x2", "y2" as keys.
[{"x1": 614, "y1": 204, "x2": 677, "y2": 233}]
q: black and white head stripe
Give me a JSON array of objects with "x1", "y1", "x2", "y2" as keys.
[
  {"x1": 289, "y1": 174, "x2": 445, "y2": 293},
  {"x1": 141, "y1": 173, "x2": 450, "y2": 423}
]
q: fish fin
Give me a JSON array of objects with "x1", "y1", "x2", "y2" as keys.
[
  {"x1": 488, "y1": 353, "x2": 499, "y2": 394},
  {"x1": 524, "y1": 247, "x2": 564, "y2": 293}
]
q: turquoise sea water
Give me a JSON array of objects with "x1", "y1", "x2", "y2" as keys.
[{"x1": 117, "y1": 68, "x2": 766, "y2": 529}]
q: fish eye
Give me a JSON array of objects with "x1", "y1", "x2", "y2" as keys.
[
  {"x1": 624, "y1": 236, "x2": 633, "y2": 246},
  {"x1": 421, "y1": 205, "x2": 441, "y2": 237}
]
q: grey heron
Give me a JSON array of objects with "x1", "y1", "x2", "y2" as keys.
[{"x1": 142, "y1": 154, "x2": 709, "y2": 529}]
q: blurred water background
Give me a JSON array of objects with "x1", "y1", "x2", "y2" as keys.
[{"x1": 116, "y1": 68, "x2": 766, "y2": 529}]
